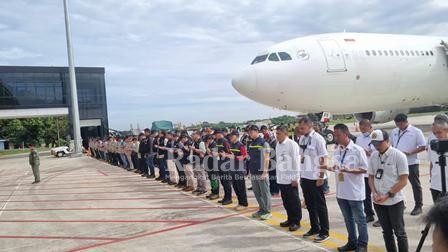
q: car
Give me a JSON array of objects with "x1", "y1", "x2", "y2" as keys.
[{"x1": 51, "y1": 146, "x2": 71, "y2": 158}]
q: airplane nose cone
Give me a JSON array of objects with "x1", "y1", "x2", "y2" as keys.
[{"x1": 231, "y1": 68, "x2": 257, "y2": 96}]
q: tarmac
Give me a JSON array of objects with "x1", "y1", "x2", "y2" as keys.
[{"x1": 0, "y1": 118, "x2": 438, "y2": 252}]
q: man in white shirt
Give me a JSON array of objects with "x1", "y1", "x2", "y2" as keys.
[
  {"x1": 331, "y1": 124, "x2": 369, "y2": 252},
  {"x1": 275, "y1": 125, "x2": 302, "y2": 232},
  {"x1": 368, "y1": 129, "x2": 409, "y2": 252},
  {"x1": 390, "y1": 113, "x2": 426, "y2": 215},
  {"x1": 355, "y1": 119, "x2": 376, "y2": 224},
  {"x1": 427, "y1": 114, "x2": 448, "y2": 150},
  {"x1": 428, "y1": 120, "x2": 448, "y2": 202},
  {"x1": 298, "y1": 116, "x2": 330, "y2": 243}
]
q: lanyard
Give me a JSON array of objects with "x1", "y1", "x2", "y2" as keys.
[
  {"x1": 339, "y1": 148, "x2": 348, "y2": 165},
  {"x1": 395, "y1": 130, "x2": 407, "y2": 148}
]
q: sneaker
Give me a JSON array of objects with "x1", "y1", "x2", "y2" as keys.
[
  {"x1": 411, "y1": 207, "x2": 423, "y2": 216},
  {"x1": 160, "y1": 180, "x2": 168, "y2": 183},
  {"x1": 289, "y1": 223, "x2": 300, "y2": 232},
  {"x1": 248, "y1": 187, "x2": 253, "y2": 190},
  {"x1": 280, "y1": 221, "x2": 290, "y2": 227},
  {"x1": 373, "y1": 220, "x2": 381, "y2": 227},
  {"x1": 234, "y1": 205, "x2": 248, "y2": 211},
  {"x1": 252, "y1": 211, "x2": 263, "y2": 219},
  {"x1": 260, "y1": 212, "x2": 272, "y2": 220},
  {"x1": 183, "y1": 186, "x2": 194, "y2": 192},
  {"x1": 148, "y1": 174, "x2": 156, "y2": 178},
  {"x1": 209, "y1": 194, "x2": 219, "y2": 200},
  {"x1": 196, "y1": 190, "x2": 207, "y2": 196},
  {"x1": 314, "y1": 234, "x2": 329, "y2": 243},
  {"x1": 303, "y1": 229, "x2": 320, "y2": 238},
  {"x1": 206, "y1": 194, "x2": 212, "y2": 199},
  {"x1": 155, "y1": 177, "x2": 163, "y2": 181},
  {"x1": 337, "y1": 242, "x2": 357, "y2": 251},
  {"x1": 366, "y1": 215, "x2": 375, "y2": 223},
  {"x1": 221, "y1": 200, "x2": 233, "y2": 206}
]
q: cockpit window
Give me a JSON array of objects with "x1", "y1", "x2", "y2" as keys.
[
  {"x1": 278, "y1": 52, "x2": 292, "y2": 61},
  {"x1": 251, "y1": 54, "x2": 268, "y2": 64},
  {"x1": 268, "y1": 53, "x2": 280, "y2": 61}
]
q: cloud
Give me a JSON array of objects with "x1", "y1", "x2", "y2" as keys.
[
  {"x1": 0, "y1": 47, "x2": 42, "y2": 60},
  {"x1": 0, "y1": 0, "x2": 446, "y2": 129}
]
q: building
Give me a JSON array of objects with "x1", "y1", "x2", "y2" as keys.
[{"x1": 0, "y1": 66, "x2": 109, "y2": 146}]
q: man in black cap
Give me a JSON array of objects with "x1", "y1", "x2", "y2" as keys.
[
  {"x1": 247, "y1": 125, "x2": 272, "y2": 220},
  {"x1": 204, "y1": 134, "x2": 219, "y2": 200}
]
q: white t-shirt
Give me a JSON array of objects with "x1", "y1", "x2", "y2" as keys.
[
  {"x1": 276, "y1": 138, "x2": 301, "y2": 185},
  {"x1": 428, "y1": 149, "x2": 448, "y2": 192},
  {"x1": 299, "y1": 131, "x2": 328, "y2": 180},
  {"x1": 390, "y1": 125, "x2": 426, "y2": 165},
  {"x1": 368, "y1": 147, "x2": 409, "y2": 206},
  {"x1": 334, "y1": 141, "x2": 369, "y2": 201},
  {"x1": 356, "y1": 133, "x2": 375, "y2": 178}
]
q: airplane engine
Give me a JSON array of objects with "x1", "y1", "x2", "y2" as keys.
[{"x1": 354, "y1": 109, "x2": 410, "y2": 124}]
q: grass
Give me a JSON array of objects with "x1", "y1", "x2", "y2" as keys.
[{"x1": 0, "y1": 147, "x2": 50, "y2": 157}]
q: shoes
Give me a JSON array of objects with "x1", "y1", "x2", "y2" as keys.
[
  {"x1": 155, "y1": 177, "x2": 163, "y2": 181},
  {"x1": 221, "y1": 200, "x2": 233, "y2": 206},
  {"x1": 248, "y1": 187, "x2": 253, "y2": 190},
  {"x1": 314, "y1": 234, "x2": 330, "y2": 243},
  {"x1": 303, "y1": 230, "x2": 320, "y2": 238},
  {"x1": 141, "y1": 174, "x2": 146, "y2": 177},
  {"x1": 160, "y1": 180, "x2": 168, "y2": 183},
  {"x1": 32, "y1": 181, "x2": 40, "y2": 184},
  {"x1": 411, "y1": 207, "x2": 423, "y2": 216},
  {"x1": 148, "y1": 174, "x2": 156, "y2": 178},
  {"x1": 217, "y1": 199, "x2": 223, "y2": 204},
  {"x1": 356, "y1": 247, "x2": 367, "y2": 252},
  {"x1": 366, "y1": 215, "x2": 375, "y2": 223},
  {"x1": 289, "y1": 223, "x2": 300, "y2": 232},
  {"x1": 234, "y1": 205, "x2": 248, "y2": 211},
  {"x1": 183, "y1": 186, "x2": 194, "y2": 192},
  {"x1": 196, "y1": 190, "x2": 207, "y2": 196},
  {"x1": 168, "y1": 181, "x2": 176, "y2": 185},
  {"x1": 192, "y1": 189, "x2": 200, "y2": 194},
  {"x1": 209, "y1": 194, "x2": 219, "y2": 200},
  {"x1": 259, "y1": 212, "x2": 272, "y2": 220},
  {"x1": 280, "y1": 221, "x2": 290, "y2": 227},
  {"x1": 252, "y1": 211, "x2": 263, "y2": 219},
  {"x1": 337, "y1": 242, "x2": 357, "y2": 251},
  {"x1": 373, "y1": 220, "x2": 381, "y2": 227}
]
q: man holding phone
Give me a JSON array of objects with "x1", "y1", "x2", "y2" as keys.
[{"x1": 368, "y1": 129, "x2": 409, "y2": 252}]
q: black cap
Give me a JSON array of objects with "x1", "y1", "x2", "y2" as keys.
[
  {"x1": 394, "y1": 113, "x2": 408, "y2": 122},
  {"x1": 249, "y1": 125, "x2": 259, "y2": 131},
  {"x1": 214, "y1": 129, "x2": 223, "y2": 134},
  {"x1": 206, "y1": 135, "x2": 215, "y2": 140},
  {"x1": 144, "y1": 128, "x2": 151, "y2": 133},
  {"x1": 229, "y1": 130, "x2": 240, "y2": 137},
  {"x1": 260, "y1": 125, "x2": 268, "y2": 131}
]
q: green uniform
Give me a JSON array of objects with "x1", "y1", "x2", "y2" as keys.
[{"x1": 29, "y1": 150, "x2": 40, "y2": 183}]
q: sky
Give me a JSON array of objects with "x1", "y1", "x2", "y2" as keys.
[{"x1": 0, "y1": 0, "x2": 447, "y2": 130}]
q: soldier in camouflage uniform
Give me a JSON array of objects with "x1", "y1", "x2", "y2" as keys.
[{"x1": 29, "y1": 143, "x2": 40, "y2": 184}]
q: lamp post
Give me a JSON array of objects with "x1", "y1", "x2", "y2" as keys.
[{"x1": 63, "y1": 0, "x2": 82, "y2": 156}]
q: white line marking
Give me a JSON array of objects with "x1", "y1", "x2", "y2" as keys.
[{"x1": 0, "y1": 171, "x2": 30, "y2": 218}]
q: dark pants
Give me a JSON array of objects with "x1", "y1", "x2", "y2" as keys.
[
  {"x1": 131, "y1": 152, "x2": 139, "y2": 170},
  {"x1": 219, "y1": 170, "x2": 232, "y2": 202},
  {"x1": 139, "y1": 156, "x2": 147, "y2": 174},
  {"x1": 147, "y1": 155, "x2": 155, "y2": 175},
  {"x1": 231, "y1": 171, "x2": 248, "y2": 206},
  {"x1": 364, "y1": 177, "x2": 375, "y2": 217},
  {"x1": 269, "y1": 166, "x2": 279, "y2": 195},
  {"x1": 301, "y1": 178, "x2": 329, "y2": 235},
  {"x1": 408, "y1": 164, "x2": 423, "y2": 208},
  {"x1": 279, "y1": 184, "x2": 302, "y2": 225},
  {"x1": 374, "y1": 201, "x2": 408, "y2": 252},
  {"x1": 431, "y1": 189, "x2": 445, "y2": 203},
  {"x1": 177, "y1": 162, "x2": 186, "y2": 186},
  {"x1": 158, "y1": 158, "x2": 169, "y2": 180}
]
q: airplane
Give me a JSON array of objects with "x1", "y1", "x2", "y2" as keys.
[{"x1": 231, "y1": 32, "x2": 448, "y2": 124}]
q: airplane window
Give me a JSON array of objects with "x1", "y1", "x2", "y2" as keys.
[
  {"x1": 389, "y1": 50, "x2": 394, "y2": 56},
  {"x1": 268, "y1": 53, "x2": 280, "y2": 61},
  {"x1": 372, "y1": 50, "x2": 377, "y2": 56},
  {"x1": 421, "y1": 51, "x2": 425, "y2": 56},
  {"x1": 384, "y1": 50, "x2": 388, "y2": 56},
  {"x1": 405, "y1": 50, "x2": 410, "y2": 56},
  {"x1": 395, "y1": 50, "x2": 399, "y2": 56},
  {"x1": 430, "y1": 51, "x2": 434, "y2": 56},
  {"x1": 378, "y1": 50, "x2": 383, "y2": 56},
  {"x1": 365, "y1": 50, "x2": 370, "y2": 56},
  {"x1": 251, "y1": 54, "x2": 268, "y2": 64},
  {"x1": 400, "y1": 50, "x2": 405, "y2": 56},
  {"x1": 415, "y1": 51, "x2": 420, "y2": 56},
  {"x1": 410, "y1": 51, "x2": 415, "y2": 56},
  {"x1": 425, "y1": 51, "x2": 430, "y2": 56},
  {"x1": 278, "y1": 52, "x2": 292, "y2": 61}
]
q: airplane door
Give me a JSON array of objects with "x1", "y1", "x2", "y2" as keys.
[{"x1": 318, "y1": 39, "x2": 347, "y2": 72}]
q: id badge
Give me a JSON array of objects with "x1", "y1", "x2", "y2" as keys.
[
  {"x1": 301, "y1": 157, "x2": 304, "y2": 164},
  {"x1": 375, "y1": 169, "x2": 384, "y2": 179},
  {"x1": 338, "y1": 172, "x2": 344, "y2": 182}
]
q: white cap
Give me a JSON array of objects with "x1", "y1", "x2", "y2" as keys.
[{"x1": 370, "y1": 129, "x2": 387, "y2": 144}]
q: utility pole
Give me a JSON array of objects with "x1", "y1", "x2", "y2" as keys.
[{"x1": 63, "y1": 0, "x2": 82, "y2": 156}]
